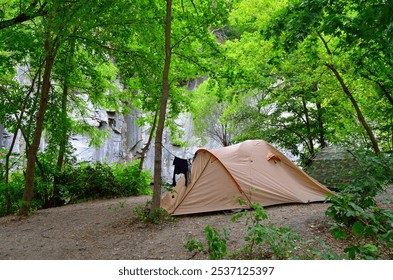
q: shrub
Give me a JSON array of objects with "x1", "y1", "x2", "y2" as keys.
[
  {"x1": 325, "y1": 151, "x2": 393, "y2": 259},
  {"x1": 230, "y1": 203, "x2": 299, "y2": 260},
  {"x1": 0, "y1": 171, "x2": 25, "y2": 216},
  {"x1": 184, "y1": 233, "x2": 204, "y2": 257},
  {"x1": 204, "y1": 225, "x2": 229, "y2": 260},
  {"x1": 132, "y1": 200, "x2": 176, "y2": 224},
  {"x1": 57, "y1": 161, "x2": 152, "y2": 204},
  {"x1": 0, "y1": 159, "x2": 152, "y2": 216},
  {"x1": 193, "y1": 203, "x2": 300, "y2": 260},
  {"x1": 112, "y1": 161, "x2": 152, "y2": 196}
]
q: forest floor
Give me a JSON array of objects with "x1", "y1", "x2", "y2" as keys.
[{"x1": 0, "y1": 186, "x2": 392, "y2": 260}]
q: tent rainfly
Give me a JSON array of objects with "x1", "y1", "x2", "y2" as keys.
[{"x1": 161, "y1": 140, "x2": 334, "y2": 215}]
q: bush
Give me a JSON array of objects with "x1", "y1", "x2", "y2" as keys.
[
  {"x1": 230, "y1": 203, "x2": 300, "y2": 260},
  {"x1": 0, "y1": 160, "x2": 152, "y2": 217},
  {"x1": 112, "y1": 161, "x2": 152, "y2": 196},
  {"x1": 0, "y1": 171, "x2": 25, "y2": 216},
  {"x1": 193, "y1": 203, "x2": 300, "y2": 260},
  {"x1": 184, "y1": 233, "x2": 204, "y2": 256},
  {"x1": 325, "y1": 151, "x2": 393, "y2": 259},
  {"x1": 132, "y1": 200, "x2": 176, "y2": 224},
  {"x1": 58, "y1": 161, "x2": 152, "y2": 204},
  {"x1": 205, "y1": 225, "x2": 229, "y2": 260}
]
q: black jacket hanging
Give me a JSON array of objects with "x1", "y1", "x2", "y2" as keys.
[{"x1": 172, "y1": 156, "x2": 189, "y2": 186}]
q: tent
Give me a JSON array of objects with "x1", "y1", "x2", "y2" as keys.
[
  {"x1": 304, "y1": 146, "x2": 357, "y2": 188},
  {"x1": 161, "y1": 140, "x2": 334, "y2": 215}
]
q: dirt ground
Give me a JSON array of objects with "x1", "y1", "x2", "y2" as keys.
[{"x1": 0, "y1": 187, "x2": 392, "y2": 260}]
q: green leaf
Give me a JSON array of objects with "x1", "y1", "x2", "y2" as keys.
[
  {"x1": 362, "y1": 244, "x2": 379, "y2": 257},
  {"x1": 352, "y1": 221, "x2": 365, "y2": 237},
  {"x1": 344, "y1": 246, "x2": 358, "y2": 260},
  {"x1": 331, "y1": 225, "x2": 347, "y2": 240}
]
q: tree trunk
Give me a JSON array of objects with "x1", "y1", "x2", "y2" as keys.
[
  {"x1": 362, "y1": 70, "x2": 393, "y2": 108},
  {"x1": 2, "y1": 64, "x2": 43, "y2": 215},
  {"x1": 317, "y1": 32, "x2": 380, "y2": 155},
  {"x1": 301, "y1": 96, "x2": 315, "y2": 157},
  {"x1": 4, "y1": 131, "x2": 18, "y2": 215},
  {"x1": 52, "y1": 82, "x2": 68, "y2": 207},
  {"x1": 325, "y1": 62, "x2": 380, "y2": 155},
  {"x1": 52, "y1": 36, "x2": 76, "y2": 207},
  {"x1": 138, "y1": 111, "x2": 158, "y2": 172},
  {"x1": 151, "y1": 0, "x2": 172, "y2": 211},
  {"x1": 316, "y1": 102, "x2": 326, "y2": 148},
  {"x1": 19, "y1": 8, "x2": 59, "y2": 215}
]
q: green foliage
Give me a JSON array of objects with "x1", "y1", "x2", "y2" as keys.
[
  {"x1": 194, "y1": 203, "x2": 300, "y2": 260},
  {"x1": 0, "y1": 171, "x2": 24, "y2": 216},
  {"x1": 231, "y1": 203, "x2": 299, "y2": 259},
  {"x1": 190, "y1": 80, "x2": 233, "y2": 146},
  {"x1": 204, "y1": 225, "x2": 229, "y2": 260},
  {"x1": 132, "y1": 200, "x2": 176, "y2": 224},
  {"x1": 301, "y1": 238, "x2": 344, "y2": 260},
  {"x1": 325, "y1": 151, "x2": 393, "y2": 259},
  {"x1": 0, "y1": 159, "x2": 152, "y2": 217},
  {"x1": 58, "y1": 161, "x2": 152, "y2": 204},
  {"x1": 111, "y1": 161, "x2": 152, "y2": 196},
  {"x1": 184, "y1": 233, "x2": 204, "y2": 255}
]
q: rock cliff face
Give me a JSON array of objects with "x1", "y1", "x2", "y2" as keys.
[
  {"x1": 0, "y1": 78, "x2": 218, "y2": 184},
  {"x1": 1, "y1": 110, "x2": 200, "y2": 184}
]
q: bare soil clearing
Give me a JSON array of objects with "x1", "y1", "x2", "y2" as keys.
[{"x1": 0, "y1": 187, "x2": 391, "y2": 260}]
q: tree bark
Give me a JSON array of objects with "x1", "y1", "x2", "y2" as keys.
[
  {"x1": 19, "y1": 7, "x2": 59, "y2": 215},
  {"x1": 317, "y1": 32, "x2": 380, "y2": 155},
  {"x1": 316, "y1": 102, "x2": 326, "y2": 148},
  {"x1": 51, "y1": 81, "x2": 68, "y2": 207},
  {"x1": 138, "y1": 111, "x2": 158, "y2": 172},
  {"x1": 325, "y1": 62, "x2": 380, "y2": 155},
  {"x1": 0, "y1": 1, "x2": 47, "y2": 30},
  {"x1": 301, "y1": 96, "x2": 315, "y2": 158},
  {"x1": 2, "y1": 63, "x2": 43, "y2": 215},
  {"x1": 151, "y1": 0, "x2": 172, "y2": 211}
]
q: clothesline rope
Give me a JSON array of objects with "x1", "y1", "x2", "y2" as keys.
[{"x1": 155, "y1": 141, "x2": 194, "y2": 161}]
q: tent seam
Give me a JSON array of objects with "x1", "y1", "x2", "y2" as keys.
[{"x1": 195, "y1": 148, "x2": 253, "y2": 207}]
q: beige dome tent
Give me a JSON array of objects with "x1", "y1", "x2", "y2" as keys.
[{"x1": 161, "y1": 140, "x2": 334, "y2": 215}]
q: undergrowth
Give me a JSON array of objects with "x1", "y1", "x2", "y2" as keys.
[
  {"x1": 184, "y1": 151, "x2": 392, "y2": 260},
  {"x1": 0, "y1": 158, "x2": 152, "y2": 216},
  {"x1": 132, "y1": 200, "x2": 176, "y2": 224}
]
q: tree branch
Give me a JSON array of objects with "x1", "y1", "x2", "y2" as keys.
[{"x1": 0, "y1": 1, "x2": 47, "y2": 30}]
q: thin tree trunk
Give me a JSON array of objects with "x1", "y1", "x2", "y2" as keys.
[
  {"x1": 151, "y1": 0, "x2": 172, "y2": 211},
  {"x1": 52, "y1": 82, "x2": 68, "y2": 207},
  {"x1": 301, "y1": 96, "x2": 315, "y2": 157},
  {"x1": 317, "y1": 33, "x2": 380, "y2": 155},
  {"x1": 3, "y1": 65, "x2": 43, "y2": 215},
  {"x1": 19, "y1": 7, "x2": 59, "y2": 215},
  {"x1": 316, "y1": 102, "x2": 326, "y2": 148},
  {"x1": 138, "y1": 111, "x2": 158, "y2": 171},
  {"x1": 52, "y1": 36, "x2": 76, "y2": 207},
  {"x1": 362, "y1": 69, "x2": 393, "y2": 108},
  {"x1": 4, "y1": 131, "x2": 19, "y2": 215},
  {"x1": 325, "y1": 62, "x2": 380, "y2": 155}
]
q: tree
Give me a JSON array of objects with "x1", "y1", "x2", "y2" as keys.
[
  {"x1": 19, "y1": 1, "x2": 59, "y2": 215},
  {"x1": 263, "y1": 0, "x2": 392, "y2": 154},
  {"x1": 1, "y1": 0, "x2": 230, "y2": 215},
  {"x1": 150, "y1": 0, "x2": 230, "y2": 210},
  {"x1": 151, "y1": 0, "x2": 173, "y2": 211},
  {"x1": 195, "y1": 0, "x2": 388, "y2": 165},
  {"x1": 0, "y1": 1, "x2": 47, "y2": 30},
  {"x1": 1, "y1": 0, "x2": 139, "y2": 215},
  {"x1": 191, "y1": 80, "x2": 233, "y2": 147},
  {"x1": 109, "y1": 0, "x2": 230, "y2": 211}
]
